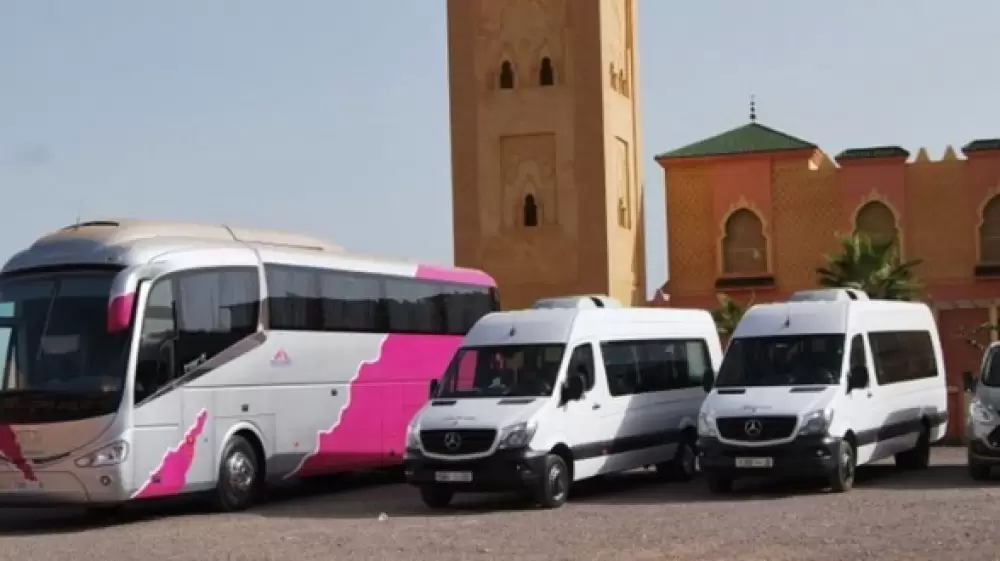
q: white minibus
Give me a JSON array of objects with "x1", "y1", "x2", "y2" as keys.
[
  {"x1": 403, "y1": 296, "x2": 723, "y2": 509},
  {"x1": 698, "y1": 289, "x2": 948, "y2": 493}
]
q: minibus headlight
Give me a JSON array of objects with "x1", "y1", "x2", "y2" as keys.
[
  {"x1": 697, "y1": 412, "x2": 717, "y2": 437},
  {"x1": 405, "y1": 421, "x2": 421, "y2": 449},
  {"x1": 797, "y1": 409, "x2": 835, "y2": 436},
  {"x1": 75, "y1": 441, "x2": 129, "y2": 468},
  {"x1": 498, "y1": 421, "x2": 537, "y2": 449},
  {"x1": 970, "y1": 398, "x2": 997, "y2": 425}
]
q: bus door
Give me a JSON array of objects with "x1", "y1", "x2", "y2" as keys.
[{"x1": 128, "y1": 252, "x2": 262, "y2": 496}]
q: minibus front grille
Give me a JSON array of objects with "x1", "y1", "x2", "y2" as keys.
[
  {"x1": 716, "y1": 416, "x2": 797, "y2": 441},
  {"x1": 420, "y1": 429, "x2": 497, "y2": 455}
]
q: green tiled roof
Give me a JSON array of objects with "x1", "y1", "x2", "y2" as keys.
[
  {"x1": 835, "y1": 146, "x2": 910, "y2": 161},
  {"x1": 963, "y1": 139, "x2": 1000, "y2": 154},
  {"x1": 656, "y1": 122, "x2": 817, "y2": 160}
]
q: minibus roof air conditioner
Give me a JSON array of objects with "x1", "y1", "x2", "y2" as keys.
[
  {"x1": 531, "y1": 295, "x2": 624, "y2": 309},
  {"x1": 788, "y1": 288, "x2": 869, "y2": 302}
]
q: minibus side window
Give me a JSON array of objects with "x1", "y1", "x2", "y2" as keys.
[
  {"x1": 848, "y1": 334, "x2": 869, "y2": 386},
  {"x1": 567, "y1": 344, "x2": 595, "y2": 391}
]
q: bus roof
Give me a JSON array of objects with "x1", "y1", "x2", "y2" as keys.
[{"x1": 2, "y1": 218, "x2": 493, "y2": 285}]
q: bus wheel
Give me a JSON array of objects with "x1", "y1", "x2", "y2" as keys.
[{"x1": 213, "y1": 435, "x2": 260, "y2": 512}]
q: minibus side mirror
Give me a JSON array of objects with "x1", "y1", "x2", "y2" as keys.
[
  {"x1": 702, "y1": 370, "x2": 715, "y2": 393},
  {"x1": 428, "y1": 378, "x2": 440, "y2": 399},
  {"x1": 848, "y1": 365, "x2": 869, "y2": 391},
  {"x1": 561, "y1": 374, "x2": 585, "y2": 405},
  {"x1": 964, "y1": 371, "x2": 977, "y2": 393}
]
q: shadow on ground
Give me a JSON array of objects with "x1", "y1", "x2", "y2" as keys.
[{"x1": 2, "y1": 452, "x2": 995, "y2": 532}]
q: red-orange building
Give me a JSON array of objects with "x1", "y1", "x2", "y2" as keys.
[{"x1": 656, "y1": 120, "x2": 1000, "y2": 439}]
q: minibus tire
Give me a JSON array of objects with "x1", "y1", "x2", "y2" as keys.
[
  {"x1": 212, "y1": 436, "x2": 260, "y2": 512},
  {"x1": 419, "y1": 485, "x2": 454, "y2": 509},
  {"x1": 657, "y1": 440, "x2": 697, "y2": 482},
  {"x1": 895, "y1": 427, "x2": 931, "y2": 470},
  {"x1": 534, "y1": 454, "x2": 570, "y2": 509},
  {"x1": 828, "y1": 440, "x2": 856, "y2": 493},
  {"x1": 968, "y1": 451, "x2": 992, "y2": 481}
]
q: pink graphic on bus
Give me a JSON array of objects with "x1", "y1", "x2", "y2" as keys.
[
  {"x1": 132, "y1": 409, "x2": 209, "y2": 499},
  {"x1": 0, "y1": 425, "x2": 36, "y2": 482},
  {"x1": 291, "y1": 334, "x2": 462, "y2": 477}
]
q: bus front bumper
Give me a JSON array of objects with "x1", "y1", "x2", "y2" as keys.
[
  {"x1": 0, "y1": 467, "x2": 130, "y2": 507},
  {"x1": 403, "y1": 448, "x2": 547, "y2": 492},
  {"x1": 697, "y1": 435, "x2": 841, "y2": 479}
]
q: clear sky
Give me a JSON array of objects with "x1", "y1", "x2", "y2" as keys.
[{"x1": 2, "y1": 0, "x2": 998, "y2": 297}]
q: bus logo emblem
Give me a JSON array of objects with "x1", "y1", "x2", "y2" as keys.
[{"x1": 271, "y1": 349, "x2": 291, "y2": 366}]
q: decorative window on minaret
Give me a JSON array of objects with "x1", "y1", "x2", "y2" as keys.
[
  {"x1": 523, "y1": 194, "x2": 538, "y2": 227},
  {"x1": 539, "y1": 57, "x2": 554, "y2": 86},
  {"x1": 499, "y1": 60, "x2": 515, "y2": 89},
  {"x1": 615, "y1": 138, "x2": 631, "y2": 229}
]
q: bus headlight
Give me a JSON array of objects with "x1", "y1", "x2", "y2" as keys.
[
  {"x1": 797, "y1": 409, "x2": 835, "y2": 436},
  {"x1": 697, "y1": 412, "x2": 717, "y2": 437},
  {"x1": 75, "y1": 441, "x2": 129, "y2": 468},
  {"x1": 970, "y1": 398, "x2": 997, "y2": 425},
  {"x1": 498, "y1": 421, "x2": 537, "y2": 449}
]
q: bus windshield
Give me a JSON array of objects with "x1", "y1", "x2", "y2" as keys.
[
  {"x1": 716, "y1": 334, "x2": 846, "y2": 387},
  {"x1": 436, "y1": 344, "x2": 566, "y2": 398},
  {"x1": 0, "y1": 270, "x2": 130, "y2": 421}
]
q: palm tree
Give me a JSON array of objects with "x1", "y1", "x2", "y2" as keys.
[
  {"x1": 815, "y1": 233, "x2": 923, "y2": 300},
  {"x1": 712, "y1": 292, "x2": 754, "y2": 337}
]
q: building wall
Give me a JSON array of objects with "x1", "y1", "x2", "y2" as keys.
[
  {"x1": 447, "y1": 0, "x2": 645, "y2": 310},
  {"x1": 660, "y1": 146, "x2": 1000, "y2": 438}
]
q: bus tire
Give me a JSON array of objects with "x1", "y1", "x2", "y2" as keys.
[{"x1": 212, "y1": 435, "x2": 260, "y2": 512}]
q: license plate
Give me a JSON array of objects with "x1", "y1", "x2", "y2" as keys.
[
  {"x1": 11, "y1": 480, "x2": 43, "y2": 491},
  {"x1": 434, "y1": 471, "x2": 472, "y2": 483},
  {"x1": 734, "y1": 457, "x2": 773, "y2": 468}
]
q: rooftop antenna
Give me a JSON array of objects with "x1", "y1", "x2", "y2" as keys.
[{"x1": 749, "y1": 94, "x2": 757, "y2": 123}]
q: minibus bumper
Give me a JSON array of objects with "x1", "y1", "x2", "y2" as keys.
[
  {"x1": 403, "y1": 448, "x2": 547, "y2": 492},
  {"x1": 968, "y1": 438, "x2": 1000, "y2": 464},
  {"x1": 697, "y1": 435, "x2": 841, "y2": 478}
]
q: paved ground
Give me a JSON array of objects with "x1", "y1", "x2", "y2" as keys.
[{"x1": 0, "y1": 447, "x2": 998, "y2": 561}]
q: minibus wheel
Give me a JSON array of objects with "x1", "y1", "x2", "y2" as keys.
[
  {"x1": 656, "y1": 439, "x2": 697, "y2": 482},
  {"x1": 419, "y1": 485, "x2": 454, "y2": 509},
  {"x1": 895, "y1": 426, "x2": 931, "y2": 470},
  {"x1": 828, "y1": 440, "x2": 856, "y2": 493},
  {"x1": 968, "y1": 451, "x2": 992, "y2": 481},
  {"x1": 213, "y1": 435, "x2": 260, "y2": 512},
  {"x1": 534, "y1": 454, "x2": 570, "y2": 509}
]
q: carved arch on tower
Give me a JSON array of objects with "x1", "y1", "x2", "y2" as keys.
[
  {"x1": 852, "y1": 192, "x2": 903, "y2": 255},
  {"x1": 718, "y1": 201, "x2": 771, "y2": 277},
  {"x1": 977, "y1": 189, "x2": 1000, "y2": 264}
]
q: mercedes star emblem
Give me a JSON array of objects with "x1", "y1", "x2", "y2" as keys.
[
  {"x1": 744, "y1": 419, "x2": 763, "y2": 438},
  {"x1": 443, "y1": 431, "x2": 462, "y2": 451}
]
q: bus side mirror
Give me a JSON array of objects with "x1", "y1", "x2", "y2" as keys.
[
  {"x1": 702, "y1": 370, "x2": 715, "y2": 393},
  {"x1": 428, "y1": 378, "x2": 440, "y2": 399},
  {"x1": 964, "y1": 371, "x2": 977, "y2": 393}
]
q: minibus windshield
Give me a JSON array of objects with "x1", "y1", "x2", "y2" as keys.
[
  {"x1": 0, "y1": 270, "x2": 131, "y2": 422},
  {"x1": 715, "y1": 334, "x2": 845, "y2": 387},
  {"x1": 983, "y1": 349, "x2": 1000, "y2": 387},
  {"x1": 436, "y1": 344, "x2": 566, "y2": 398}
]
